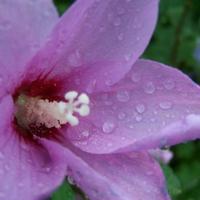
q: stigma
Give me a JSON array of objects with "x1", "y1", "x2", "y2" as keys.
[{"x1": 15, "y1": 91, "x2": 90, "y2": 129}]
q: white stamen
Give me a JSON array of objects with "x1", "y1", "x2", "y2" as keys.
[
  {"x1": 17, "y1": 91, "x2": 90, "y2": 129},
  {"x1": 58, "y1": 91, "x2": 90, "y2": 126}
]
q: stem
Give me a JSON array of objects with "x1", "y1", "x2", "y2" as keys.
[{"x1": 171, "y1": 0, "x2": 193, "y2": 66}]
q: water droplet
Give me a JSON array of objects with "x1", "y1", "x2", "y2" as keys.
[
  {"x1": 101, "y1": 93, "x2": 109, "y2": 101},
  {"x1": 117, "y1": 7, "x2": 125, "y2": 14},
  {"x1": 4, "y1": 164, "x2": 10, "y2": 171},
  {"x1": 129, "y1": 125, "x2": 134, "y2": 129},
  {"x1": 159, "y1": 102, "x2": 173, "y2": 110},
  {"x1": 131, "y1": 72, "x2": 141, "y2": 82},
  {"x1": 136, "y1": 104, "x2": 145, "y2": 113},
  {"x1": 0, "y1": 20, "x2": 12, "y2": 30},
  {"x1": 143, "y1": 82, "x2": 155, "y2": 94},
  {"x1": 20, "y1": 143, "x2": 30, "y2": 152},
  {"x1": 0, "y1": 192, "x2": 5, "y2": 197},
  {"x1": 18, "y1": 182, "x2": 24, "y2": 187},
  {"x1": 75, "y1": 78, "x2": 81, "y2": 85},
  {"x1": 82, "y1": 130, "x2": 90, "y2": 137},
  {"x1": 136, "y1": 116, "x2": 142, "y2": 122},
  {"x1": 118, "y1": 112, "x2": 126, "y2": 120},
  {"x1": 146, "y1": 171, "x2": 154, "y2": 176},
  {"x1": 67, "y1": 176, "x2": 76, "y2": 185},
  {"x1": 99, "y1": 25, "x2": 106, "y2": 32},
  {"x1": 45, "y1": 166, "x2": 51, "y2": 173},
  {"x1": 163, "y1": 79, "x2": 175, "y2": 90},
  {"x1": 118, "y1": 33, "x2": 124, "y2": 40},
  {"x1": 116, "y1": 90, "x2": 130, "y2": 102},
  {"x1": 0, "y1": 151, "x2": 4, "y2": 159},
  {"x1": 67, "y1": 50, "x2": 82, "y2": 67},
  {"x1": 136, "y1": 36, "x2": 140, "y2": 41},
  {"x1": 113, "y1": 17, "x2": 121, "y2": 26},
  {"x1": 107, "y1": 143, "x2": 114, "y2": 147},
  {"x1": 105, "y1": 79, "x2": 112, "y2": 86},
  {"x1": 112, "y1": 105, "x2": 118, "y2": 110},
  {"x1": 125, "y1": 54, "x2": 132, "y2": 61},
  {"x1": 86, "y1": 80, "x2": 96, "y2": 93},
  {"x1": 102, "y1": 119, "x2": 117, "y2": 134}
]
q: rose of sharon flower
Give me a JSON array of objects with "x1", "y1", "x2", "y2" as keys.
[{"x1": 1, "y1": 0, "x2": 200, "y2": 200}]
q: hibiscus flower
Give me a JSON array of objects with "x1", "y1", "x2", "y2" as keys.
[{"x1": 1, "y1": 0, "x2": 200, "y2": 200}]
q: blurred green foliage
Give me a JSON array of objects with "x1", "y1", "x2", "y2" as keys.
[
  {"x1": 51, "y1": 180, "x2": 75, "y2": 200},
  {"x1": 51, "y1": 0, "x2": 200, "y2": 200}
]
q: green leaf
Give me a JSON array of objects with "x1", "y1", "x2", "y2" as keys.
[
  {"x1": 159, "y1": 162, "x2": 181, "y2": 198},
  {"x1": 51, "y1": 180, "x2": 75, "y2": 200}
]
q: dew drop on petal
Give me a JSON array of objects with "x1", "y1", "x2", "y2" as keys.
[
  {"x1": 116, "y1": 90, "x2": 130, "y2": 102},
  {"x1": 118, "y1": 33, "x2": 124, "y2": 40},
  {"x1": 86, "y1": 80, "x2": 96, "y2": 93},
  {"x1": 75, "y1": 78, "x2": 81, "y2": 85},
  {"x1": 146, "y1": 171, "x2": 154, "y2": 176},
  {"x1": 82, "y1": 130, "x2": 90, "y2": 137},
  {"x1": 113, "y1": 17, "x2": 121, "y2": 26},
  {"x1": 159, "y1": 102, "x2": 173, "y2": 110},
  {"x1": 163, "y1": 79, "x2": 175, "y2": 90},
  {"x1": 136, "y1": 104, "x2": 145, "y2": 114},
  {"x1": 18, "y1": 182, "x2": 24, "y2": 188},
  {"x1": 129, "y1": 125, "x2": 134, "y2": 129},
  {"x1": 125, "y1": 54, "x2": 132, "y2": 61},
  {"x1": 118, "y1": 112, "x2": 126, "y2": 120},
  {"x1": 136, "y1": 116, "x2": 142, "y2": 122},
  {"x1": 131, "y1": 72, "x2": 141, "y2": 82},
  {"x1": 67, "y1": 50, "x2": 82, "y2": 67},
  {"x1": 20, "y1": 143, "x2": 30, "y2": 152},
  {"x1": 117, "y1": 7, "x2": 125, "y2": 14},
  {"x1": 143, "y1": 82, "x2": 155, "y2": 94},
  {"x1": 0, "y1": 192, "x2": 5, "y2": 198},
  {"x1": 0, "y1": 151, "x2": 4, "y2": 159},
  {"x1": 105, "y1": 79, "x2": 112, "y2": 86},
  {"x1": 67, "y1": 176, "x2": 76, "y2": 185},
  {"x1": 107, "y1": 143, "x2": 114, "y2": 147},
  {"x1": 0, "y1": 20, "x2": 12, "y2": 30},
  {"x1": 4, "y1": 164, "x2": 10, "y2": 171},
  {"x1": 112, "y1": 105, "x2": 118, "y2": 111},
  {"x1": 102, "y1": 119, "x2": 117, "y2": 134}
]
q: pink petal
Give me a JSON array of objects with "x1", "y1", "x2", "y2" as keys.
[
  {"x1": 29, "y1": 0, "x2": 158, "y2": 91},
  {"x1": 0, "y1": 96, "x2": 66, "y2": 200},
  {"x1": 0, "y1": 0, "x2": 58, "y2": 97},
  {"x1": 148, "y1": 149, "x2": 173, "y2": 164},
  {"x1": 54, "y1": 140, "x2": 170, "y2": 200},
  {"x1": 70, "y1": 59, "x2": 200, "y2": 153}
]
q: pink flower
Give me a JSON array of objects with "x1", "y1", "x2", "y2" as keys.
[
  {"x1": 148, "y1": 149, "x2": 173, "y2": 164},
  {"x1": 1, "y1": 0, "x2": 200, "y2": 200}
]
